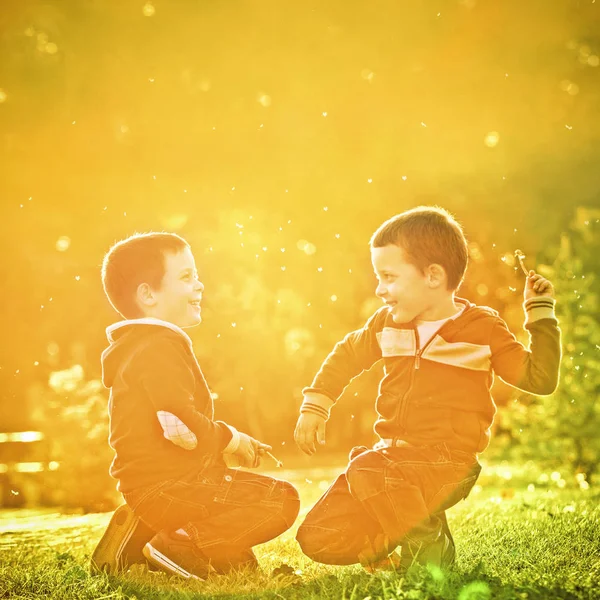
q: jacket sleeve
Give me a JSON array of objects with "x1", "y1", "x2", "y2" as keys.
[
  {"x1": 490, "y1": 297, "x2": 561, "y2": 396},
  {"x1": 301, "y1": 307, "x2": 386, "y2": 419},
  {"x1": 137, "y1": 340, "x2": 232, "y2": 454}
]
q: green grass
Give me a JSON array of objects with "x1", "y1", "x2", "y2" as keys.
[{"x1": 0, "y1": 466, "x2": 599, "y2": 600}]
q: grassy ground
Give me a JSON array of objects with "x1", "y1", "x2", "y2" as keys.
[{"x1": 0, "y1": 466, "x2": 599, "y2": 600}]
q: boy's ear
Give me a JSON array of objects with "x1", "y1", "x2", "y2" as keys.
[
  {"x1": 136, "y1": 282, "x2": 157, "y2": 307},
  {"x1": 426, "y1": 264, "x2": 447, "y2": 288}
]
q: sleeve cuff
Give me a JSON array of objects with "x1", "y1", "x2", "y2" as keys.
[
  {"x1": 300, "y1": 392, "x2": 336, "y2": 420},
  {"x1": 524, "y1": 297, "x2": 557, "y2": 326},
  {"x1": 222, "y1": 425, "x2": 241, "y2": 454}
]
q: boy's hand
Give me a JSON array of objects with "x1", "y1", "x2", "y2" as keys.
[
  {"x1": 294, "y1": 413, "x2": 326, "y2": 455},
  {"x1": 233, "y1": 433, "x2": 272, "y2": 468},
  {"x1": 525, "y1": 270, "x2": 555, "y2": 301},
  {"x1": 233, "y1": 432, "x2": 258, "y2": 468},
  {"x1": 252, "y1": 439, "x2": 273, "y2": 468}
]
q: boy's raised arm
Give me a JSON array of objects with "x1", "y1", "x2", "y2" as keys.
[{"x1": 490, "y1": 272, "x2": 561, "y2": 396}]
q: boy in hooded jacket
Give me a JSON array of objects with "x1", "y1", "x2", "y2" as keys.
[{"x1": 91, "y1": 232, "x2": 299, "y2": 579}]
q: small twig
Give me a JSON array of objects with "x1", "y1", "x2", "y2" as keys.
[
  {"x1": 266, "y1": 451, "x2": 283, "y2": 468},
  {"x1": 514, "y1": 249, "x2": 529, "y2": 276}
]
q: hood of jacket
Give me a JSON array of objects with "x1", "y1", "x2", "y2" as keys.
[{"x1": 101, "y1": 318, "x2": 193, "y2": 389}]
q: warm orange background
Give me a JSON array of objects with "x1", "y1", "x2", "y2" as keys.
[{"x1": 0, "y1": 1, "x2": 598, "y2": 470}]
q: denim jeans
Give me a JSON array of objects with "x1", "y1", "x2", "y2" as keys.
[
  {"x1": 296, "y1": 442, "x2": 481, "y2": 565},
  {"x1": 123, "y1": 456, "x2": 300, "y2": 569}
]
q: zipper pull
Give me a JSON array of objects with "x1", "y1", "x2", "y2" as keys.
[{"x1": 415, "y1": 352, "x2": 421, "y2": 370}]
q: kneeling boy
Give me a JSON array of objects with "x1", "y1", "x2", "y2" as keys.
[
  {"x1": 294, "y1": 206, "x2": 560, "y2": 571},
  {"x1": 91, "y1": 232, "x2": 299, "y2": 578}
]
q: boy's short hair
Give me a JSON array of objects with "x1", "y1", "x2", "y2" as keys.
[
  {"x1": 101, "y1": 232, "x2": 190, "y2": 319},
  {"x1": 370, "y1": 206, "x2": 468, "y2": 290}
]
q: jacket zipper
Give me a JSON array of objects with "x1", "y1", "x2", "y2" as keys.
[
  {"x1": 395, "y1": 327, "x2": 421, "y2": 431},
  {"x1": 396, "y1": 321, "x2": 451, "y2": 430}
]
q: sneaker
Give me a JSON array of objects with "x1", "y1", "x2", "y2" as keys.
[
  {"x1": 142, "y1": 530, "x2": 216, "y2": 580},
  {"x1": 400, "y1": 529, "x2": 456, "y2": 571},
  {"x1": 358, "y1": 533, "x2": 397, "y2": 573},
  {"x1": 90, "y1": 504, "x2": 154, "y2": 575}
]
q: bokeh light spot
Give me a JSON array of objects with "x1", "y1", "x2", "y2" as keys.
[
  {"x1": 142, "y1": 2, "x2": 156, "y2": 16},
  {"x1": 257, "y1": 93, "x2": 272, "y2": 107},
  {"x1": 55, "y1": 236, "x2": 71, "y2": 252},
  {"x1": 484, "y1": 131, "x2": 500, "y2": 147}
]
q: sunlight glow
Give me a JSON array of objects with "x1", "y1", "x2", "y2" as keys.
[{"x1": 0, "y1": 431, "x2": 44, "y2": 443}]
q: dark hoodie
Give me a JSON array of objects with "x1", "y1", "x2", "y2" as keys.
[{"x1": 102, "y1": 319, "x2": 232, "y2": 493}]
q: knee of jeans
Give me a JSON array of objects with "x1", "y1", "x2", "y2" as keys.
[
  {"x1": 346, "y1": 450, "x2": 385, "y2": 502},
  {"x1": 295, "y1": 522, "x2": 323, "y2": 560},
  {"x1": 279, "y1": 481, "x2": 300, "y2": 527}
]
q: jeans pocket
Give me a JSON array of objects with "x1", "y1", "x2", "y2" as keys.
[
  {"x1": 427, "y1": 473, "x2": 479, "y2": 513},
  {"x1": 213, "y1": 471, "x2": 280, "y2": 508}
]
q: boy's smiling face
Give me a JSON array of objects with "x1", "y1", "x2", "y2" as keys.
[
  {"x1": 371, "y1": 244, "x2": 438, "y2": 323},
  {"x1": 137, "y1": 246, "x2": 204, "y2": 328}
]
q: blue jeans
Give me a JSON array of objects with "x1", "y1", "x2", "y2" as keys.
[
  {"x1": 123, "y1": 457, "x2": 300, "y2": 569},
  {"x1": 296, "y1": 443, "x2": 481, "y2": 565}
]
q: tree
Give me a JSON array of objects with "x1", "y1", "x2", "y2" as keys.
[{"x1": 496, "y1": 207, "x2": 600, "y2": 483}]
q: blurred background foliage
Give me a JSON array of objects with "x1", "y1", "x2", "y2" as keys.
[{"x1": 0, "y1": 0, "x2": 598, "y2": 509}]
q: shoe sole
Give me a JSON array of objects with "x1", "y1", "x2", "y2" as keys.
[
  {"x1": 142, "y1": 543, "x2": 200, "y2": 579},
  {"x1": 90, "y1": 505, "x2": 139, "y2": 575}
]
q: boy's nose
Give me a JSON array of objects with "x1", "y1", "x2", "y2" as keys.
[
  {"x1": 375, "y1": 283, "x2": 387, "y2": 298},
  {"x1": 195, "y1": 280, "x2": 205, "y2": 292}
]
